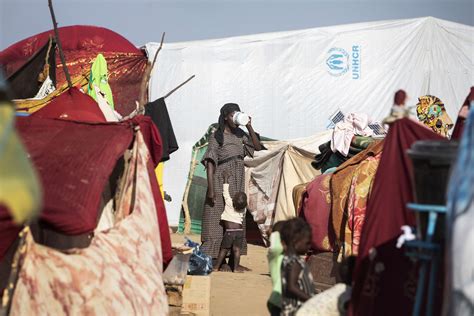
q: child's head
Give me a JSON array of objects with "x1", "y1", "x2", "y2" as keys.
[
  {"x1": 338, "y1": 255, "x2": 356, "y2": 285},
  {"x1": 280, "y1": 218, "x2": 312, "y2": 255},
  {"x1": 233, "y1": 191, "x2": 247, "y2": 211},
  {"x1": 267, "y1": 220, "x2": 286, "y2": 237},
  {"x1": 272, "y1": 221, "x2": 286, "y2": 234}
]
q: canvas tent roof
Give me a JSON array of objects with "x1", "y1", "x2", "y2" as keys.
[{"x1": 145, "y1": 17, "x2": 474, "y2": 225}]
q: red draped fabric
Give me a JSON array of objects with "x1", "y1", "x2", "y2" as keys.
[
  {"x1": 0, "y1": 205, "x2": 21, "y2": 262},
  {"x1": 349, "y1": 119, "x2": 442, "y2": 316},
  {"x1": 299, "y1": 174, "x2": 335, "y2": 252},
  {"x1": 32, "y1": 87, "x2": 106, "y2": 122},
  {"x1": 0, "y1": 25, "x2": 147, "y2": 115},
  {"x1": 16, "y1": 117, "x2": 134, "y2": 234},
  {"x1": 10, "y1": 116, "x2": 171, "y2": 266}
]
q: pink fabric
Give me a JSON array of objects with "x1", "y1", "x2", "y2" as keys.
[{"x1": 4, "y1": 132, "x2": 168, "y2": 315}]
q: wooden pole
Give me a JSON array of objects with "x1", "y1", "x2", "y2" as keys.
[
  {"x1": 47, "y1": 0, "x2": 72, "y2": 89},
  {"x1": 139, "y1": 32, "x2": 165, "y2": 108},
  {"x1": 163, "y1": 75, "x2": 196, "y2": 99}
]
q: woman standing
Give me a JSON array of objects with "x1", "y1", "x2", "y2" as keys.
[{"x1": 201, "y1": 103, "x2": 263, "y2": 262}]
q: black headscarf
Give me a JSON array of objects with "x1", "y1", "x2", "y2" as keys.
[{"x1": 215, "y1": 103, "x2": 245, "y2": 146}]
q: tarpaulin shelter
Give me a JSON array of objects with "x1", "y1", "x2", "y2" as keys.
[
  {"x1": 0, "y1": 25, "x2": 148, "y2": 115},
  {"x1": 145, "y1": 17, "x2": 474, "y2": 225}
]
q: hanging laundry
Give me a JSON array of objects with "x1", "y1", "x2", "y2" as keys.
[
  {"x1": 88, "y1": 53, "x2": 114, "y2": 109},
  {"x1": 331, "y1": 113, "x2": 374, "y2": 156},
  {"x1": 93, "y1": 85, "x2": 121, "y2": 122},
  {"x1": 144, "y1": 97, "x2": 179, "y2": 162},
  {"x1": 32, "y1": 76, "x2": 55, "y2": 100}
]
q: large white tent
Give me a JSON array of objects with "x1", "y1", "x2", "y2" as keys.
[{"x1": 145, "y1": 17, "x2": 474, "y2": 225}]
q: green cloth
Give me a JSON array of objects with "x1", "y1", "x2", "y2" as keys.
[
  {"x1": 88, "y1": 54, "x2": 114, "y2": 109},
  {"x1": 268, "y1": 231, "x2": 284, "y2": 308}
]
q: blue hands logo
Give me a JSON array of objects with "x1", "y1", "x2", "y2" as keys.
[{"x1": 326, "y1": 48, "x2": 349, "y2": 76}]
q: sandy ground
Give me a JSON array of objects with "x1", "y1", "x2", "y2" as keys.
[{"x1": 171, "y1": 233, "x2": 271, "y2": 316}]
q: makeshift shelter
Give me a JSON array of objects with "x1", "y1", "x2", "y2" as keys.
[
  {"x1": 145, "y1": 17, "x2": 473, "y2": 225},
  {"x1": 1, "y1": 132, "x2": 168, "y2": 316},
  {"x1": 349, "y1": 118, "x2": 443, "y2": 316},
  {"x1": 179, "y1": 124, "x2": 331, "y2": 239},
  {"x1": 299, "y1": 137, "x2": 383, "y2": 253},
  {"x1": 0, "y1": 115, "x2": 172, "y2": 290},
  {"x1": 0, "y1": 25, "x2": 148, "y2": 115},
  {"x1": 179, "y1": 124, "x2": 218, "y2": 234}
]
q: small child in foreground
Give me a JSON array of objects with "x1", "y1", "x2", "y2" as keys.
[
  {"x1": 280, "y1": 218, "x2": 316, "y2": 316},
  {"x1": 213, "y1": 171, "x2": 247, "y2": 273},
  {"x1": 296, "y1": 256, "x2": 356, "y2": 316}
]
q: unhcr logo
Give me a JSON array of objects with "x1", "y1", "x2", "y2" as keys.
[
  {"x1": 326, "y1": 45, "x2": 361, "y2": 80},
  {"x1": 326, "y1": 48, "x2": 349, "y2": 77}
]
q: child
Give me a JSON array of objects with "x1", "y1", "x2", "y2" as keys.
[
  {"x1": 296, "y1": 256, "x2": 356, "y2": 316},
  {"x1": 213, "y1": 171, "x2": 247, "y2": 273},
  {"x1": 280, "y1": 218, "x2": 316, "y2": 316},
  {"x1": 267, "y1": 221, "x2": 286, "y2": 316}
]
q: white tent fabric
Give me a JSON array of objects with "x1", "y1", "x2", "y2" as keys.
[
  {"x1": 243, "y1": 132, "x2": 331, "y2": 242},
  {"x1": 145, "y1": 17, "x2": 474, "y2": 225}
]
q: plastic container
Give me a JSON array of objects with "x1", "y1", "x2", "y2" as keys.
[
  {"x1": 163, "y1": 252, "x2": 192, "y2": 285},
  {"x1": 232, "y1": 112, "x2": 250, "y2": 126},
  {"x1": 407, "y1": 140, "x2": 458, "y2": 241}
]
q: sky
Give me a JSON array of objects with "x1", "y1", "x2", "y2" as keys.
[{"x1": 0, "y1": 0, "x2": 473, "y2": 49}]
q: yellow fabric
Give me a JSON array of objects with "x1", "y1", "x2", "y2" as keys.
[
  {"x1": 0, "y1": 104, "x2": 41, "y2": 223},
  {"x1": 14, "y1": 72, "x2": 90, "y2": 114},
  {"x1": 155, "y1": 162, "x2": 164, "y2": 198}
]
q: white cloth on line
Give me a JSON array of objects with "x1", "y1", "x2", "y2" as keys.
[{"x1": 331, "y1": 113, "x2": 374, "y2": 156}]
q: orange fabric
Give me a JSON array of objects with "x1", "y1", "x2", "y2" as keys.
[{"x1": 330, "y1": 141, "x2": 384, "y2": 245}]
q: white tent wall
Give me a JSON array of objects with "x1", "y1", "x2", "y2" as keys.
[{"x1": 146, "y1": 17, "x2": 474, "y2": 226}]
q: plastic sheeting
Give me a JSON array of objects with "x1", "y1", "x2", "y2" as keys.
[{"x1": 145, "y1": 17, "x2": 474, "y2": 225}]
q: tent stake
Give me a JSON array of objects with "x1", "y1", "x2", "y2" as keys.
[
  {"x1": 163, "y1": 75, "x2": 196, "y2": 99},
  {"x1": 47, "y1": 0, "x2": 72, "y2": 89}
]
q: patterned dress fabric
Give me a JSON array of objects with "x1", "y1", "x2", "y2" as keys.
[
  {"x1": 1, "y1": 132, "x2": 168, "y2": 316},
  {"x1": 201, "y1": 131, "x2": 254, "y2": 258},
  {"x1": 281, "y1": 255, "x2": 316, "y2": 316}
]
